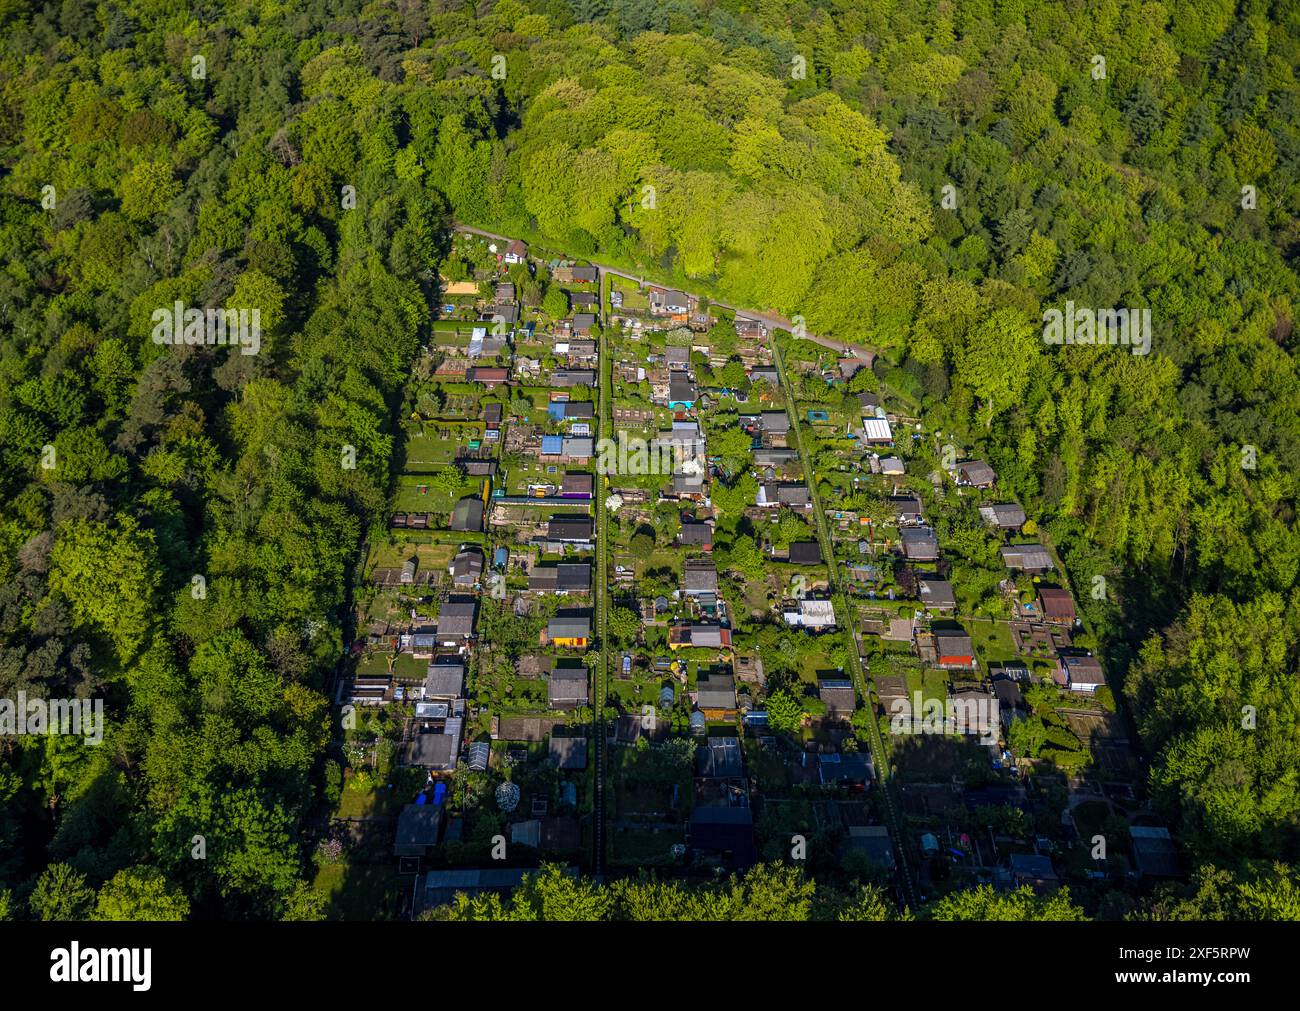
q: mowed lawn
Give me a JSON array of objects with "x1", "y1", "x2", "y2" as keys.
[
  {"x1": 609, "y1": 276, "x2": 649, "y2": 311},
  {"x1": 403, "y1": 421, "x2": 485, "y2": 469},
  {"x1": 392, "y1": 474, "x2": 481, "y2": 514},
  {"x1": 313, "y1": 864, "x2": 410, "y2": 921},
  {"x1": 905, "y1": 667, "x2": 949, "y2": 706},
  {"x1": 970, "y1": 617, "x2": 1017, "y2": 665},
  {"x1": 609, "y1": 827, "x2": 683, "y2": 866},
  {"x1": 796, "y1": 643, "x2": 842, "y2": 686},
  {"x1": 371, "y1": 539, "x2": 457, "y2": 571}
]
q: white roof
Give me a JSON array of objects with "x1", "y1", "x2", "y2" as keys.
[
  {"x1": 784, "y1": 600, "x2": 836, "y2": 627},
  {"x1": 862, "y1": 417, "x2": 893, "y2": 441}
]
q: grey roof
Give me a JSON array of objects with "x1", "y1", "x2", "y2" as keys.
[
  {"x1": 547, "y1": 516, "x2": 593, "y2": 541},
  {"x1": 760, "y1": 482, "x2": 810, "y2": 507},
  {"x1": 572, "y1": 312, "x2": 597, "y2": 330},
  {"x1": 668, "y1": 378, "x2": 697, "y2": 402},
  {"x1": 682, "y1": 624, "x2": 729, "y2": 649},
  {"x1": 1000, "y1": 544, "x2": 1053, "y2": 571},
  {"x1": 672, "y1": 471, "x2": 706, "y2": 494},
  {"x1": 403, "y1": 733, "x2": 458, "y2": 770},
  {"x1": 696, "y1": 674, "x2": 737, "y2": 710},
  {"x1": 889, "y1": 495, "x2": 923, "y2": 519},
  {"x1": 548, "y1": 737, "x2": 588, "y2": 770},
  {"x1": 679, "y1": 521, "x2": 714, "y2": 544},
  {"x1": 957, "y1": 460, "x2": 996, "y2": 486},
  {"x1": 451, "y1": 549, "x2": 484, "y2": 582},
  {"x1": 557, "y1": 563, "x2": 593, "y2": 591},
  {"x1": 450, "y1": 497, "x2": 484, "y2": 532},
  {"x1": 528, "y1": 566, "x2": 558, "y2": 591},
  {"x1": 424, "y1": 663, "x2": 465, "y2": 699},
  {"x1": 549, "y1": 615, "x2": 592, "y2": 639},
  {"x1": 918, "y1": 578, "x2": 956, "y2": 608},
  {"x1": 437, "y1": 600, "x2": 477, "y2": 637},
  {"x1": 934, "y1": 631, "x2": 974, "y2": 657},
  {"x1": 900, "y1": 527, "x2": 939, "y2": 559},
  {"x1": 992, "y1": 678, "x2": 1025, "y2": 711},
  {"x1": 788, "y1": 541, "x2": 822, "y2": 565},
  {"x1": 979, "y1": 502, "x2": 1027, "y2": 528},
  {"x1": 552, "y1": 369, "x2": 595, "y2": 386},
  {"x1": 614, "y1": 714, "x2": 643, "y2": 744},
  {"x1": 529, "y1": 562, "x2": 591, "y2": 592},
  {"x1": 684, "y1": 560, "x2": 719, "y2": 593},
  {"x1": 752, "y1": 448, "x2": 797, "y2": 465},
  {"x1": 760, "y1": 411, "x2": 790, "y2": 433},
  {"x1": 1062, "y1": 654, "x2": 1105, "y2": 685},
  {"x1": 561, "y1": 471, "x2": 594, "y2": 493},
  {"x1": 548, "y1": 666, "x2": 589, "y2": 705},
  {"x1": 394, "y1": 804, "x2": 443, "y2": 855},
  {"x1": 818, "y1": 679, "x2": 856, "y2": 713}
]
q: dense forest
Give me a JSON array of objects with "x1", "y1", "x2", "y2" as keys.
[{"x1": 0, "y1": 0, "x2": 1297, "y2": 919}]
